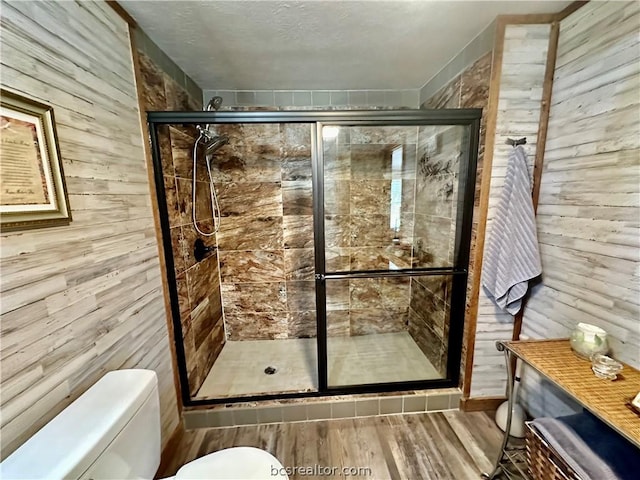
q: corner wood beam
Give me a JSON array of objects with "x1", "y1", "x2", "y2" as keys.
[
  {"x1": 557, "y1": 1, "x2": 590, "y2": 21},
  {"x1": 511, "y1": 20, "x2": 560, "y2": 345}
]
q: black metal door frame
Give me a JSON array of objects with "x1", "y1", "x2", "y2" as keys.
[{"x1": 147, "y1": 109, "x2": 481, "y2": 407}]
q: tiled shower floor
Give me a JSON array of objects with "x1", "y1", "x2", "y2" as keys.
[{"x1": 196, "y1": 332, "x2": 441, "y2": 399}]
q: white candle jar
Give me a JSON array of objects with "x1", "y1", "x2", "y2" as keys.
[{"x1": 570, "y1": 322, "x2": 609, "y2": 359}]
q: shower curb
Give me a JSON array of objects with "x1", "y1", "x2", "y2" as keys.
[{"x1": 183, "y1": 388, "x2": 462, "y2": 429}]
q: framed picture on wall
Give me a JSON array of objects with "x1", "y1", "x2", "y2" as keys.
[{"x1": 0, "y1": 89, "x2": 71, "y2": 232}]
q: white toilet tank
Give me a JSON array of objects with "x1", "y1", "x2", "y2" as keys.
[{"x1": 0, "y1": 369, "x2": 161, "y2": 480}]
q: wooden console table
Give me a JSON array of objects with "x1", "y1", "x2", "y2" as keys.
[{"x1": 482, "y1": 339, "x2": 640, "y2": 479}]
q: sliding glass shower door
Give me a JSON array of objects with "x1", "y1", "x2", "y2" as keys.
[
  {"x1": 148, "y1": 109, "x2": 479, "y2": 405},
  {"x1": 314, "y1": 122, "x2": 476, "y2": 390}
]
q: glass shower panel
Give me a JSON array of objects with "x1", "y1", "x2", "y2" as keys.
[
  {"x1": 406, "y1": 275, "x2": 454, "y2": 379},
  {"x1": 322, "y1": 124, "x2": 467, "y2": 273},
  {"x1": 322, "y1": 126, "x2": 417, "y2": 273},
  {"x1": 322, "y1": 123, "x2": 467, "y2": 389},
  {"x1": 325, "y1": 274, "x2": 453, "y2": 387},
  {"x1": 413, "y1": 124, "x2": 466, "y2": 269}
]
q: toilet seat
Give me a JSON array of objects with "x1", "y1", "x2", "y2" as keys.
[{"x1": 172, "y1": 446, "x2": 289, "y2": 479}]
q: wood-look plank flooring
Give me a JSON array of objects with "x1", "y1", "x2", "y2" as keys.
[{"x1": 157, "y1": 411, "x2": 503, "y2": 479}]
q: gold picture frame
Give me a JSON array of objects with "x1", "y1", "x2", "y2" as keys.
[{"x1": 0, "y1": 89, "x2": 71, "y2": 231}]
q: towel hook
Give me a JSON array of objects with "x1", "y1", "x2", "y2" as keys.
[{"x1": 506, "y1": 137, "x2": 527, "y2": 147}]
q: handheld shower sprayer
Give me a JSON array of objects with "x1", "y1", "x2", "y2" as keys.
[{"x1": 192, "y1": 96, "x2": 227, "y2": 240}]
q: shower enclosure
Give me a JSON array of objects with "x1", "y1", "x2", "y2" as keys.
[{"x1": 148, "y1": 110, "x2": 480, "y2": 406}]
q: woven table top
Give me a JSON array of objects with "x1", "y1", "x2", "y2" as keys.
[{"x1": 503, "y1": 338, "x2": 640, "y2": 448}]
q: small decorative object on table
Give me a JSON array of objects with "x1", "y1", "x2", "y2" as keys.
[
  {"x1": 570, "y1": 322, "x2": 608, "y2": 359},
  {"x1": 631, "y1": 392, "x2": 640, "y2": 414},
  {"x1": 591, "y1": 354, "x2": 623, "y2": 380}
]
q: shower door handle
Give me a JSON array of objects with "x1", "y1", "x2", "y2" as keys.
[{"x1": 315, "y1": 274, "x2": 325, "y2": 281}]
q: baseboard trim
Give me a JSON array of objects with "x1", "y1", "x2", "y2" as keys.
[
  {"x1": 156, "y1": 423, "x2": 185, "y2": 479},
  {"x1": 460, "y1": 396, "x2": 506, "y2": 412}
]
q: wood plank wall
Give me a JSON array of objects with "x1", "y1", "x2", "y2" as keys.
[
  {"x1": 469, "y1": 23, "x2": 552, "y2": 398},
  {"x1": 521, "y1": 0, "x2": 640, "y2": 383},
  {"x1": 0, "y1": 0, "x2": 180, "y2": 457}
]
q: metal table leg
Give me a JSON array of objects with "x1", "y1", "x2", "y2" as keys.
[{"x1": 481, "y1": 341, "x2": 515, "y2": 479}]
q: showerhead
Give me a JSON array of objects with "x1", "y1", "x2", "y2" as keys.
[
  {"x1": 203, "y1": 134, "x2": 229, "y2": 156},
  {"x1": 207, "y1": 96, "x2": 223, "y2": 111},
  {"x1": 197, "y1": 96, "x2": 224, "y2": 138}
]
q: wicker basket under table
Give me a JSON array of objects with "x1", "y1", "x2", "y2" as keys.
[{"x1": 525, "y1": 421, "x2": 579, "y2": 480}]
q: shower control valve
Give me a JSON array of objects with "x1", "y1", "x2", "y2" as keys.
[{"x1": 193, "y1": 238, "x2": 216, "y2": 262}]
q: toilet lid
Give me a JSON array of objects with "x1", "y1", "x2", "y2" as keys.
[{"x1": 175, "y1": 446, "x2": 288, "y2": 479}]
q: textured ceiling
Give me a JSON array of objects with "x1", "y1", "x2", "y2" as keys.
[{"x1": 121, "y1": 0, "x2": 570, "y2": 90}]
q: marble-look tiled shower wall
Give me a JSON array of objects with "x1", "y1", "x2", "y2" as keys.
[
  {"x1": 408, "y1": 125, "x2": 461, "y2": 375},
  {"x1": 212, "y1": 123, "x2": 423, "y2": 340},
  {"x1": 136, "y1": 50, "x2": 225, "y2": 396},
  {"x1": 212, "y1": 123, "x2": 317, "y2": 340}
]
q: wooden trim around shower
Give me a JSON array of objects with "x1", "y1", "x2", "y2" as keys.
[
  {"x1": 106, "y1": 1, "x2": 137, "y2": 27},
  {"x1": 126, "y1": 24, "x2": 185, "y2": 418},
  {"x1": 460, "y1": 16, "x2": 508, "y2": 403},
  {"x1": 459, "y1": 396, "x2": 506, "y2": 412}
]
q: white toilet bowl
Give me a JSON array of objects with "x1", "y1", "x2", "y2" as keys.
[{"x1": 164, "y1": 446, "x2": 288, "y2": 479}]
